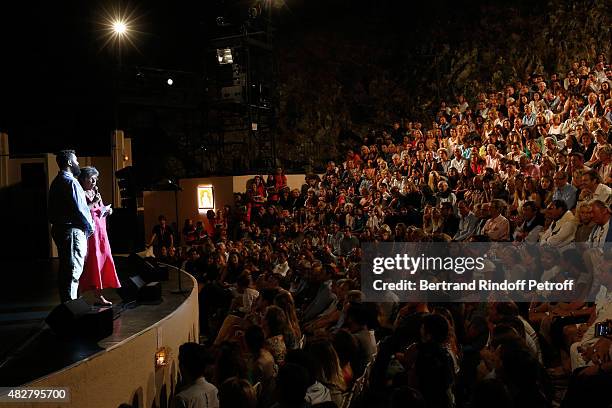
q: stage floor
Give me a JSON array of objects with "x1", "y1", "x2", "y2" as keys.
[{"x1": 0, "y1": 256, "x2": 194, "y2": 386}]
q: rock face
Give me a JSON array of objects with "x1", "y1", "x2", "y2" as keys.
[{"x1": 274, "y1": 0, "x2": 611, "y2": 166}]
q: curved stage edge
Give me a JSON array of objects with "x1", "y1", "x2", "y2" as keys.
[{"x1": 2, "y1": 264, "x2": 199, "y2": 408}]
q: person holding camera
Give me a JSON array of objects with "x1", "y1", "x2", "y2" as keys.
[
  {"x1": 567, "y1": 253, "x2": 612, "y2": 372},
  {"x1": 562, "y1": 323, "x2": 612, "y2": 408}
]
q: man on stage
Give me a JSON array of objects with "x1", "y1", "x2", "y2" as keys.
[{"x1": 48, "y1": 150, "x2": 95, "y2": 303}]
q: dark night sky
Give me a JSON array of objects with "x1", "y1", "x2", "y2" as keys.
[
  {"x1": 0, "y1": 0, "x2": 211, "y2": 155},
  {"x1": 0, "y1": 0, "x2": 521, "y2": 156}
]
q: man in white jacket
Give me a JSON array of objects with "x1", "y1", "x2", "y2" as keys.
[{"x1": 540, "y1": 199, "x2": 578, "y2": 249}]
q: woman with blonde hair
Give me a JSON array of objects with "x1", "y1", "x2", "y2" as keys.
[
  {"x1": 306, "y1": 340, "x2": 347, "y2": 407},
  {"x1": 549, "y1": 113, "x2": 563, "y2": 135},
  {"x1": 262, "y1": 306, "x2": 294, "y2": 365},
  {"x1": 273, "y1": 291, "x2": 301, "y2": 347},
  {"x1": 422, "y1": 205, "x2": 442, "y2": 235}
]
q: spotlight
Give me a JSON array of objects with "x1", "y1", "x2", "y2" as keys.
[
  {"x1": 167, "y1": 78, "x2": 174, "y2": 86},
  {"x1": 216, "y1": 48, "x2": 233, "y2": 65},
  {"x1": 112, "y1": 20, "x2": 127, "y2": 35},
  {"x1": 100, "y1": 6, "x2": 139, "y2": 54}
]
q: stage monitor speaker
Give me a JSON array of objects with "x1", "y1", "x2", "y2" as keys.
[
  {"x1": 128, "y1": 253, "x2": 169, "y2": 282},
  {"x1": 45, "y1": 298, "x2": 113, "y2": 339},
  {"x1": 118, "y1": 275, "x2": 162, "y2": 303},
  {"x1": 107, "y1": 208, "x2": 145, "y2": 253}
]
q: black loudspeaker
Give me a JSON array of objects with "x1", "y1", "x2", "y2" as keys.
[
  {"x1": 128, "y1": 253, "x2": 169, "y2": 282},
  {"x1": 118, "y1": 275, "x2": 162, "y2": 303},
  {"x1": 107, "y1": 208, "x2": 145, "y2": 254},
  {"x1": 45, "y1": 298, "x2": 113, "y2": 339}
]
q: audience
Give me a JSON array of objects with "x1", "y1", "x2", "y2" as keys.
[{"x1": 157, "y1": 56, "x2": 610, "y2": 408}]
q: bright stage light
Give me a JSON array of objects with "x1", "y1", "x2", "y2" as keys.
[
  {"x1": 167, "y1": 78, "x2": 174, "y2": 86},
  {"x1": 98, "y1": 6, "x2": 141, "y2": 55},
  {"x1": 112, "y1": 20, "x2": 127, "y2": 35}
]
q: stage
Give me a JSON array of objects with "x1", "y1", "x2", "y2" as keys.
[{"x1": 0, "y1": 256, "x2": 199, "y2": 408}]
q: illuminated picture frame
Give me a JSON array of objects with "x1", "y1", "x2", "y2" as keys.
[{"x1": 197, "y1": 185, "x2": 215, "y2": 210}]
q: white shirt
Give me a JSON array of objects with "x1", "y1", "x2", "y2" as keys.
[
  {"x1": 593, "y1": 183, "x2": 612, "y2": 203},
  {"x1": 540, "y1": 266, "x2": 560, "y2": 282},
  {"x1": 305, "y1": 382, "x2": 332, "y2": 405},
  {"x1": 587, "y1": 219, "x2": 610, "y2": 249},
  {"x1": 519, "y1": 316, "x2": 543, "y2": 363},
  {"x1": 549, "y1": 124, "x2": 563, "y2": 135},
  {"x1": 174, "y1": 377, "x2": 219, "y2": 408},
  {"x1": 450, "y1": 157, "x2": 466, "y2": 173},
  {"x1": 239, "y1": 287, "x2": 260, "y2": 313},
  {"x1": 583, "y1": 287, "x2": 612, "y2": 345},
  {"x1": 539, "y1": 211, "x2": 577, "y2": 249},
  {"x1": 273, "y1": 261, "x2": 290, "y2": 277}
]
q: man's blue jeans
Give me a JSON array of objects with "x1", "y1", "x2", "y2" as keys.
[{"x1": 52, "y1": 226, "x2": 87, "y2": 303}]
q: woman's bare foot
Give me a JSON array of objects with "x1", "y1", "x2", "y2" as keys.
[{"x1": 95, "y1": 290, "x2": 112, "y2": 306}]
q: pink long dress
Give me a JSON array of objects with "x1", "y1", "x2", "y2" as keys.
[{"x1": 80, "y1": 195, "x2": 121, "y2": 291}]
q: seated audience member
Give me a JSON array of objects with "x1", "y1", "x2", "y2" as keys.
[
  {"x1": 574, "y1": 202, "x2": 595, "y2": 243},
  {"x1": 540, "y1": 199, "x2": 577, "y2": 248},
  {"x1": 346, "y1": 302, "x2": 377, "y2": 375},
  {"x1": 580, "y1": 170, "x2": 612, "y2": 204},
  {"x1": 245, "y1": 325, "x2": 277, "y2": 382},
  {"x1": 183, "y1": 219, "x2": 197, "y2": 246},
  {"x1": 174, "y1": 342, "x2": 219, "y2": 408},
  {"x1": 567, "y1": 256, "x2": 612, "y2": 372},
  {"x1": 273, "y1": 363, "x2": 311, "y2": 408},
  {"x1": 489, "y1": 302, "x2": 542, "y2": 363},
  {"x1": 301, "y1": 263, "x2": 336, "y2": 323},
  {"x1": 263, "y1": 305, "x2": 294, "y2": 365},
  {"x1": 333, "y1": 329, "x2": 359, "y2": 386},
  {"x1": 231, "y1": 272, "x2": 259, "y2": 314},
  {"x1": 303, "y1": 279, "x2": 354, "y2": 334},
  {"x1": 439, "y1": 201, "x2": 460, "y2": 236},
  {"x1": 284, "y1": 350, "x2": 333, "y2": 406},
  {"x1": 553, "y1": 170, "x2": 578, "y2": 210},
  {"x1": 218, "y1": 377, "x2": 257, "y2": 408},
  {"x1": 215, "y1": 341, "x2": 248, "y2": 385},
  {"x1": 306, "y1": 340, "x2": 347, "y2": 407},
  {"x1": 453, "y1": 200, "x2": 479, "y2": 241},
  {"x1": 482, "y1": 199, "x2": 510, "y2": 241},
  {"x1": 586, "y1": 200, "x2": 612, "y2": 248},
  {"x1": 274, "y1": 291, "x2": 302, "y2": 346},
  {"x1": 400, "y1": 314, "x2": 455, "y2": 408},
  {"x1": 561, "y1": 331, "x2": 612, "y2": 407},
  {"x1": 513, "y1": 200, "x2": 545, "y2": 242}
]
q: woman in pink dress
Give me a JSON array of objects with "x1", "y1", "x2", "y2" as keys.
[{"x1": 78, "y1": 167, "x2": 121, "y2": 305}]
